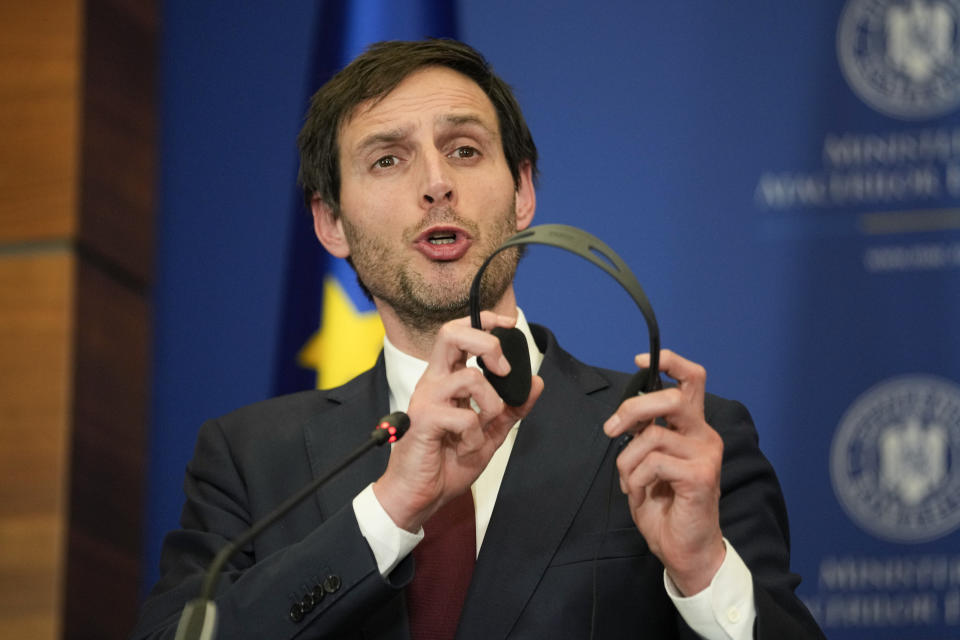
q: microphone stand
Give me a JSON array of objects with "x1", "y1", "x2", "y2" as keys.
[{"x1": 174, "y1": 412, "x2": 410, "y2": 640}]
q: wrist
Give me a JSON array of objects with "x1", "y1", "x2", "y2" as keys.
[
  {"x1": 372, "y1": 477, "x2": 432, "y2": 533},
  {"x1": 665, "y1": 535, "x2": 726, "y2": 596}
]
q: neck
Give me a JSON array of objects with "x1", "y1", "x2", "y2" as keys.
[{"x1": 377, "y1": 286, "x2": 519, "y2": 360}]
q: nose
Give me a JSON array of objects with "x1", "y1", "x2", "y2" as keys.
[{"x1": 420, "y1": 151, "x2": 455, "y2": 207}]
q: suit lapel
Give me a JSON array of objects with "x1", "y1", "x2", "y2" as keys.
[
  {"x1": 457, "y1": 330, "x2": 617, "y2": 640},
  {"x1": 302, "y1": 355, "x2": 392, "y2": 522}
]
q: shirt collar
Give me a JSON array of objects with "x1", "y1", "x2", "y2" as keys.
[{"x1": 383, "y1": 308, "x2": 543, "y2": 413}]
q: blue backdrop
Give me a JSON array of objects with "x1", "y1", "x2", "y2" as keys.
[{"x1": 148, "y1": 2, "x2": 960, "y2": 637}]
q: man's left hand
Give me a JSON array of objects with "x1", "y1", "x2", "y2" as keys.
[{"x1": 603, "y1": 349, "x2": 725, "y2": 596}]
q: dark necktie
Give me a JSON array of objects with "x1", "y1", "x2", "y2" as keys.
[{"x1": 406, "y1": 490, "x2": 476, "y2": 640}]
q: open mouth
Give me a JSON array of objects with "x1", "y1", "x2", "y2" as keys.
[
  {"x1": 428, "y1": 231, "x2": 457, "y2": 245},
  {"x1": 415, "y1": 226, "x2": 472, "y2": 261}
]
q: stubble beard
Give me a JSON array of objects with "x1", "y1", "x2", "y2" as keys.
[{"x1": 340, "y1": 202, "x2": 521, "y2": 336}]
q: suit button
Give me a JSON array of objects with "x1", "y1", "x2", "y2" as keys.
[
  {"x1": 301, "y1": 595, "x2": 316, "y2": 612},
  {"x1": 289, "y1": 602, "x2": 305, "y2": 623},
  {"x1": 312, "y1": 584, "x2": 326, "y2": 603},
  {"x1": 323, "y1": 574, "x2": 342, "y2": 594}
]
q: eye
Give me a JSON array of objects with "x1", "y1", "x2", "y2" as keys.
[
  {"x1": 373, "y1": 155, "x2": 398, "y2": 169},
  {"x1": 451, "y1": 146, "x2": 479, "y2": 159}
]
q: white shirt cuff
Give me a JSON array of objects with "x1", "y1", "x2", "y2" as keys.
[
  {"x1": 664, "y1": 538, "x2": 756, "y2": 640},
  {"x1": 352, "y1": 483, "x2": 423, "y2": 576}
]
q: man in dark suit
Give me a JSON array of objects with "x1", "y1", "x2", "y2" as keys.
[{"x1": 132, "y1": 40, "x2": 824, "y2": 639}]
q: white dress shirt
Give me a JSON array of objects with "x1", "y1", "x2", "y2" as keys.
[{"x1": 352, "y1": 309, "x2": 756, "y2": 639}]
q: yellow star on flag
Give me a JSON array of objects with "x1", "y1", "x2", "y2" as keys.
[{"x1": 298, "y1": 275, "x2": 384, "y2": 389}]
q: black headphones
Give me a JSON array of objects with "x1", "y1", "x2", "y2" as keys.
[{"x1": 468, "y1": 224, "x2": 663, "y2": 405}]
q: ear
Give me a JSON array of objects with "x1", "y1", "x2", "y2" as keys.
[
  {"x1": 311, "y1": 196, "x2": 350, "y2": 258},
  {"x1": 514, "y1": 161, "x2": 536, "y2": 231}
]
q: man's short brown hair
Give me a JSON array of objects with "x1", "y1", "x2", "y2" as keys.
[{"x1": 297, "y1": 39, "x2": 538, "y2": 212}]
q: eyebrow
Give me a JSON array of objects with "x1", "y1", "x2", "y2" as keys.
[
  {"x1": 436, "y1": 113, "x2": 496, "y2": 136},
  {"x1": 352, "y1": 114, "x2": 497, "y2": 157},
  {"x1": 354, "y1": 128, "x2": 410, "y2": 156}
]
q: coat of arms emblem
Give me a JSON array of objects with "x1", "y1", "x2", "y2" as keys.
[
  {"x1": 831, "y1": 375, "x2": 960, "y2": 542},
  {"x1": 838, "y1": 0, "x2": 960, "y2": 119},
  {"x1": 880, "y1": 418, "x2": 947, "y2": 504}
]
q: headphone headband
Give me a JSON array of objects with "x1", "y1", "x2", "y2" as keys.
[{"x1": 468, "y1": 224, "x2": 662, "y2": 395}]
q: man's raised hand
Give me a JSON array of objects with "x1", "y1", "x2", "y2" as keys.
[{"x1": 374, "y1": 312, "x2": 543, "y2": 533}]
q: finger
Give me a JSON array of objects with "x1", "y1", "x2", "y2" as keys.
[
  {"x1": 475, "y1": 310, "x2": 518, "y2": 332},
  {"x1": 622, "y1": 450, "x2": 705, "y2": 495},
  {"x1": 447, "y1": 310, "x2": 518, "y2": 331},
  {"x1": 614, "y1": 424, "x2": 703, "y2": 475},
  {"x1": 447, "y1": 412, "x2": 487, "y2": 454},
  {"x1": 450, "y1": 373, "x2": 543, "y2": 458},
  {"x1": 410, "y1": 365, "x2": 537, "y2": 455},
  {"x1": 415, "y1": 367, "x2": 506, "y2": 425},
  {"x1": 398, "y1": 404, "x2": 486, "y2": 458},
  {"x1": 429, "y1": 405, "x2": 483, "y2": 445},
  {"x1": 458, "y1": 367, "x2": 508, "y2": 424},
  {"x1": 635, "y1": 349, "x2": 706, "y2": 405},
  {"x1": 615, "y1": 429, "x2": 721, "y2": 498},
  {"x1": 430, "y1": 314, "x2": 517, "y2": 376},
  {"x1": 616, "y1": 430, "x2": 722, "y2": 499},
  {"x1": 430, "y1": 322, "x2": 503, "y2": 372},
  {"x1": 630, "y1": 350, "x2": 708, "y2": 436},
  {"x1": 603, "y1": 387, "x2": 683, "y2": 437}
]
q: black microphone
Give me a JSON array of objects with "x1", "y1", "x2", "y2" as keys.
[{"x1": 173, "y1": 411, "x2": 411, "y2": 640}]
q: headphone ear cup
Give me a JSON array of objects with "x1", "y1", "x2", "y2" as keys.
[{"x1": 478, "y1": 327, "x2": 532, "y2": 406}]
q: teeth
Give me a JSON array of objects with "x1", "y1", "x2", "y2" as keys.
[{"x1": 428, "y1": 234, "x2": 456, "y2": 245}]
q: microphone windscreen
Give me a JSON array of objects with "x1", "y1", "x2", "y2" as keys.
[
  {"x1": 374, "y1": 412, "x2": 411, "y2": 444},
  {"x1": 385, "y1": 411, "x2": 410, "y2": 438},
  {"x1": 479, "y1": 327, "x2": 532, "y2": 407}
]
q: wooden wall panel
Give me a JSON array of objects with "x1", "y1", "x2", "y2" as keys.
[
  {"x1": 64, "y1": 0, "x2": 157, "y2": 637},
  {"x1": 0, "y1": 1, "x2": 82, "y2": 638},
  {"x1": 66, "y1": 257, "x2": 150, "y2": 639},
  {"x1": 0, "y1": 1, "x2": 81, "y2": 242},
  {"x1": 0, "y1": 251, "x2": 75, "y2": 639},
  {"x1": 0, "y1": 0, "x2": 156, "y2": 638},
  {"x1": 79, "y1": 0, "x2": 156, "y2": 282}
]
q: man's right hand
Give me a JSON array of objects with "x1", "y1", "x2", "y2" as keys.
[{"x1": 372, "y1": 311, "x2": 543, "y2": 532}]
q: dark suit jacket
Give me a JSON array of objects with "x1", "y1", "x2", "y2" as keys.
[{"x1": 132, "y1": 325, "x2": 824, "y2": 639}]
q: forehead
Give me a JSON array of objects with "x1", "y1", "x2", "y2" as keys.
[{"x1": 340, "y1": 66, "x2": 499, "y2": 144}]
